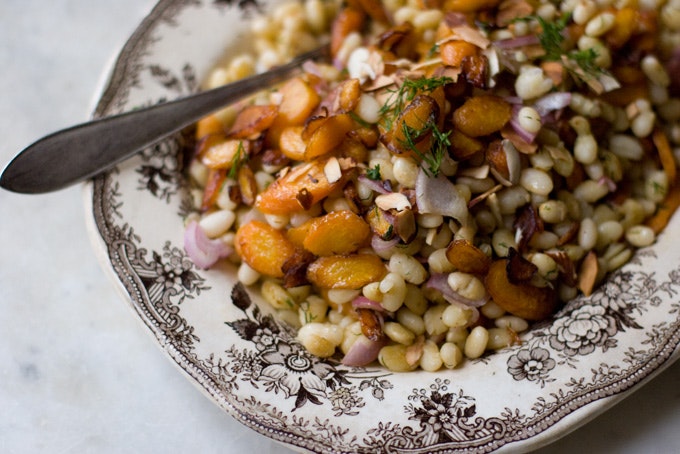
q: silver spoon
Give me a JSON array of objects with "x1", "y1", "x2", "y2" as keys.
[{"x1": 0, "y1": 45, "x2": 329, "y2": 194}]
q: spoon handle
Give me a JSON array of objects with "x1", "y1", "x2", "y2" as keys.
[{"x1": 0, "y1": 45, "x2": 328, "y2": 194}]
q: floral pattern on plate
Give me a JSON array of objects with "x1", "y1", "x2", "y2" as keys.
[{"x1": 86, "y1": 0, "x2": 680, "y2": 452}]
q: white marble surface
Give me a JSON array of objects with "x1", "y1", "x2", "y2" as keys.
[{"x1": 2, "y1": 2, "x2": 680, "y2": 453}]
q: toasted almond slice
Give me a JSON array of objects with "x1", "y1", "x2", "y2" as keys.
[
  {"x1": 324, "y1": 157, "x2": 343, "y2": 184},
  {"x1": 375, "y1": 192, "x2": 411, "y2": 212}
]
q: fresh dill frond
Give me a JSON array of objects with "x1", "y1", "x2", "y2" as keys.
[
  {"x1": 366, "y1": 164, "x2": 382, "y2": 180},
  {"x1": 379, "y1": 76, "x2": 453, "y2": 131},
  {"x1": 516, "y1": 13, "x2": 604, "y2": 82},
  {"x1": 533, "y1": 13, "x2": 571, "y2": 61},
  {"x1": 227, "y1": 141, "x2": 248, "y2": 179},
  {"x1": 570, "y1": 48, "x2": 600, "y2": 74},
  {"x1": 400, "y1": 119, "x2": 451, "y2": 178}
]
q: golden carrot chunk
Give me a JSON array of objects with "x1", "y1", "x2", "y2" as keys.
[
  {"x1": 195, "y1": 114, "x2": 225, "y2": 140},
  {"x1": 453, "y1": 95, "x2": 511, "y2": 137},
  {"x1": 484, "y1": 259, "x2": 558, "y2": 321},
  {"x1": 646, "y1": 183, "x2": 680, "y2": 234},
  {"x1": 331, "y1": 6, "x2": 365, "y2": 58},
  {"x1": 234, "y1": 220, "x2": 297, "y2": 278},
  {"x1": 653, "y1": 128, "x2": 676, "y2": 185},
  {"x1": 228, "y1": 104, "x2": 278, "y2": 139},
  {"x1": 255, "y1": 158, "x2": 352, "y2": 215},
  {"x1": 201, "y1": 139, "x2": 249, "y2": 169},
  {"x1": 385, "y1": 94, "x2": 440, "y2": 157},
  {"x1": 303, "y1": 210, "x2": 371, "y2": 256},
  {"x1": 277, "y1": 77, "x2": 321, "y2": 126},
  {"x1": 307, "y1": 254, "x2": 387, "y2": 289},
  {"x1": 304, "y1": 113, "x2": 356, "y2": 160},
  {"x1": 445, "y1": 239, "x2": 491, "y2": 275},
  {"x1": 279, "y1": 126, "x2": 307, "y2": 161},
  {"x1": 200, "y1": 167, "x2": 227, "y2": 211},
  {"x1": 442, "y1": 0, "x2": 502, "y2": 13},
  {"x1": 440, "y1": 40, "x2": 478, "y2": 67}
]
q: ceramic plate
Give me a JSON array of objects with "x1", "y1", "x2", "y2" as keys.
[{"x1": 85, "y1": 1, "x2": 680, "y2": 452}]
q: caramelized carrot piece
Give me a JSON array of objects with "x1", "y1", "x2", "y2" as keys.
[
  {"x1": 255, "y1": 158, "x2": 352, "y2": 214},
  {"x1": 302, "y1": 210, "x2": 371, "y2": 256},
  {"x1": 201, "y1": 168, "x2": 227, "y2": 211},
  {"x1": 279, "y1": 126, "x2": 307, "y2": 161},
  {"x1": 234, "y1": 220, "x2": 297, "y2": 278},
  {"x1": 646, "y1": 183, "x2": 680, "y2": 234},
  {"x1": 442, "y1": 0, "x2": 502, "y2": 13},
  {"x1": 347, "y1": 0, "x2": 389, "y2": 24},
  {"x1": 304, "y1": 113, "x2": 356, "y2": 160},
  {"x1": 484, "y1": 259, "x2": 558, "y2": 321},
  {"x1": 195, "y1": 114, "x2": 225, "y2": 140},
  {"x1": 228, "y1": 104, "x2": 278, "y2": 139},
  {"x1": 653, "y1": 128, "x2": 676, "y2": 184},
  {"x1": 279, "y1": 77, "x2": 321, "y2": 125},
  {"x1": 331, "y1": 6, "x2": 365, "y2": 58},
  {"x1": 201, "y1": 139, "x2": 249, "y2": 170},
  {"x1": 194, "y1": 133, "x2": 227, "y2": 160},
  {"x1": 452, "y1": 95, "x2": 512, "y2": 137},
  {"x1": 440, "y1": 40, "x2": 478, "y2": 67},
  {"x1": 306, "y1": 254, "x2": 387, "y2": 289},
  {"x1": 445, "y1": 239, "x2": 491, "y2": 274}
]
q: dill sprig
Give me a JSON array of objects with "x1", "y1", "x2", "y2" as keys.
[
  {"x1": 400, "y1": 119, "x2": 451, "y2": 178},
  {"x1": 227, "y1": 141, "x2": 248, "y2": 179},
  {"x1": 379, "y1": 76, "x2": 453, "y2": 131},
  {"x1": 517, "y1": 14, "x2": 604, "y2": 82},
  {"x1": 366, "y1": 164, "x2": 382, "y2": 180}
]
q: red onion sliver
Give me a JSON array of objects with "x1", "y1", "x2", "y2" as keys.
[
  {"x1": 184, "y1": 220, "x2": 232, "y2": 269},
  {"x1": 509, "y1": 116, "x2": 538, "y2": 144},
  {"x1": 509, "y1": 105, "x2": 538, "y2": 144},
  {"x1": 493, "y1": 34, "x2": 540, "y2": 49},
  {"x1": 533, "y1": 92, "x2": 572, "y2": 118},
  {"x1": 357, "y1": 174, "x2": 392, "y2": 194},
  {"x1": 371, "y1": 234, "x2": 399, "y2": 255},
  {"x1": 352, "y1": 295, "x2": 386, "y2": 312},
  {"x1": 598, "y1": 175, "x2": 617, "y2": 192},
  {"x1": 425, "y1": 273, "x2": 489, "y2": 308},
  {"x1": 341, "y1": 335, "x2": 387, "y2": 367},
  {"x1": 415, "y1": 168, "x2": 470, "y2": 226},
  {"x1": 302, "y1": 59, "x2": 323, "y2": 77}
]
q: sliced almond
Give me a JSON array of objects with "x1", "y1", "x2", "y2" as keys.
[
  {"x1": 578, "y1": 251, "x2": 600, "y2": 296},
  {"x1": 324, "y1": 157, "x2": 342, "y2": 184},
  {"x1": 375, "y1": 192, "x2": 411, "y2": 212}
]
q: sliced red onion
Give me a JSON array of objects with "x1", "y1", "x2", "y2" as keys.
[
  {"x1": 302, "y1": 59, "x2": 323, "y2": 77},
  {"x1": 509, "y1": 105, "x2": 539, "y2": 144},
  {"x1": 357, "y1": 174, "x2": 392, "y2": 194},
  {"x1": 533, "y1": 92, "x2": 572, "y2": 118},
  {"x1": 598, "y1": 175, "x2": 617, "y2": 192},
  {"x1": 444, "y1": 11, "x2": 468, "y2": 27},
  {"x1": 493, "y1": 34, "x2": 540, "y2": 49},
  {"x1": 426, "y1": 273, "x2": 489, "y2": 308},
  {"x1": 502, "y1": 96, "x2": 524, "y2": 105},
  {"x1": 341, "y1": 336, "x2": 387, "y2": 367},
  {"x1": 371, "y1": 234, "x2": 400, "y2": 255},
  {"x1": 425, "y1": 274, "x2": 483, "y2": 325},
  {"x1": 415, "y1": 168, "x2": 470, "y2": 226},
  {"x1": 184, "y1": 220, "x2": 232, "y2": 269},
  {"x1": 352, "y1": 295, "x2": 386, "y2": 312}
]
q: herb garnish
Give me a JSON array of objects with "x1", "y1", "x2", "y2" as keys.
[
  {"x1": 366, "y1": 164, "x2": 382, "y2": 180},
  {"x1": 518, "y1": 14, "x2": 604, "y2": 83},
  {"x1": 227, "y1": 141, "x2": 248, "y2": 179},
  {"x1": 379, "y1": 76, "x2": 453, "y2": 131},
  {"x1": 400, "y1": 119, "x2": 451, "y2": 178}
]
